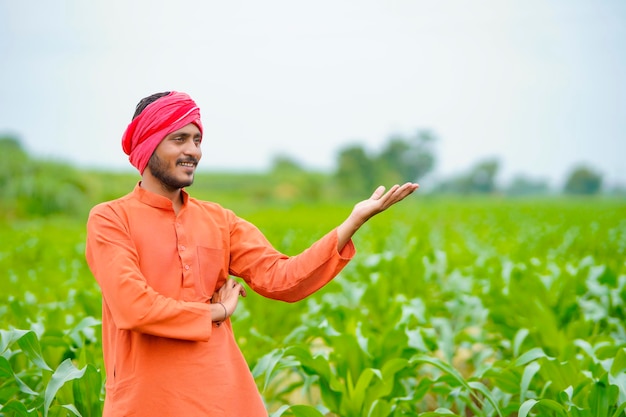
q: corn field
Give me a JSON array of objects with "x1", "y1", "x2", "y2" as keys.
[{"x1": 1, "y1": 197, "x2": 625, "y2": 416}]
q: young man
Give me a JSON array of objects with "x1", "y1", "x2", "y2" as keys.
[{"x1": 85, "y1": 91, "x2": 418, "y2": 416}]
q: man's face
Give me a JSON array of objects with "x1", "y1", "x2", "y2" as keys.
[{"x1": 146, "y1": 123, "x2": 202, "y2": 191}]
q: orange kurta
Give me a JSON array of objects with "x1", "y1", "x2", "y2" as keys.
[{"x1": 85, "y1": 184, "x2": 355, "y2": 416}]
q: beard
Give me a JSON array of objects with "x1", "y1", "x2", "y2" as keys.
[{"x1": 147, "y1": 152, "x2": 196, "y2": 191}]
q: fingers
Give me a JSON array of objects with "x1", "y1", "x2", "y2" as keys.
[
  {"x1": 225, "y1": 278, "x2": 246, "y2": 297},
  {"x1": 373, "y1": 185, "x2": 398, "y2": 208},
  {"x1": 233, "y1": 280, "x2": 246, "y2": 297},
  {"x1": 375, "y1": 182, "x2": 418, "y2": 208},
  {"x1": 395, "y1": 182, "x2": 419, "y2": 199},
  {"x1": 389, "y1": 183, "x2": 418, "y2": 205},
  {"x1": 391, "y1": 182, "x2": 418, "y2": 196},
  {"x1": 370, "y1": 185, "x2": 386, "y2": 200}
]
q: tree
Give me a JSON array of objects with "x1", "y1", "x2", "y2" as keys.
[
  {"x1": 269, "y1": 155, "x2": 323, "y2": 201},
  {"x1": 270, "y1": 155, "x2": 305, "y2": 177},
  {"x1": 434, "y1": 158, "x2": 501, "y2": 194},
  {"x1": 468, "y1": 159, "x2": 500, "y2": 194},
  {"x1": 505, "y1": 175, "x2": 550, "y2": 196},
  {"x1": 377, "y1": 130, "x2": 436, "y2": 183},
  {"x1": 0, "y1": 134, "x2": 29, "y2": 202},
  {"x1": 563, "y1": 165, "x2": 602, "y2": 195},
  {"x1": 335, "y1": 144, "x2": 376, "y2": 197},
  {"x1": 0, "y1": 133, "x2": 92, "y2": 218},
  {"x1": 334, "y1": 130, "x2": 437, "y2": 197}
]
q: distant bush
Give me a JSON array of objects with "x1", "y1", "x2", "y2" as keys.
[
  {"x1": 0, "y1": 135, "x2": 92, "y2": 219},
  {"x1": 564, "y1": 165, "x2": 603, "y2": 195}
]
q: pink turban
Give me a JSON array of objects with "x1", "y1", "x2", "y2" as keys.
[{"x1": 122, "y1": 91, "x2": 203, "y2": 174}]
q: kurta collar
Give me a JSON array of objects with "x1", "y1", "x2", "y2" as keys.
[{"x1": 133, "y1": 182, "x2": 189, "y2": 211}]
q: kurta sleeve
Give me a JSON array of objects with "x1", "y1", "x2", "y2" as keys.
[
  {"x1": 85, "y1": 204, "x2": 213, "y2": 341},
  {"x1": 227, "y1": 214, "x2": 356, "y2": 302}
]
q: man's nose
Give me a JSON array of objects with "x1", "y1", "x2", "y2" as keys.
[{"x1": 183, "y1": 139, "x2": 202, "y2": 157}]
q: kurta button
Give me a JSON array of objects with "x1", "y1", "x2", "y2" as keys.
[
  {"x1": 184, "y1": 265, "x2": 190, "y2": 270},
  {"x1": 180, "y1": 245, "x2": 186, "y2": 250}
]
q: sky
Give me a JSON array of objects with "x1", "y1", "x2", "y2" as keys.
[{"x1": 1, "y1": 0, "x2": 625, "y2": 189}]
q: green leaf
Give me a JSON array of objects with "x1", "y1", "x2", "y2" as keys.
[
  {"x1": 284, "y1": 346, "x2": 332, "y2": 382},
  {"x1": 381, "y1": 357, "x2": 410, "y2": 377},
  {"x1": 588, "y1": 380, "x2": 611, "y2": 416},
  {"x1": 44, "y1": 358, "x2": 87, "y2": 417},
  {"x1": 17, "y1": 331, "x2": 52, "y2": 371},
  {"x1": 413, "y1": 376, "x2": 435, "y2": 401},
  {"x1": 574, "y1": 339, "x2": 597, "y2": 362},
  {"x1": 66, "y1": 316, "x2": 101, "y2": 348},
  {"x1": 0, "y1": 355, "x2": 39, "y2": 396},
  {"x1": 519, "y1": 399, "x2": 567, "y2": 417},
  {"x1": 0, "y1": 329, "x2": 29, "y2": 354},
  {"x1": 557, "y1": 386, "x2": 577, "y2": 409},
  {"x1": 484, "y1": 365, "x2": 521, "y2": 394},
  {"x1": 58, "y1": 403, "x2": 83, "y2": 416},
  {"x1": 287, "y1": 405, "x2": 325, "y2": 417},
  {"x1": 349, "y1": 368, "x2": 380, "y2": 412},
  {"x1": 270, "y1": 405, "x2": 291, "y2": 417},
  {"x1": 610, "y1": 401, "x2": 626, "y2": 417},
  {"x1": 418, "y1": 408, "x2": 459, "y2": 416},
  {"x1": 0, "y1": 399, "x2": 38, "y2": 417},
  {"x1": 467, "y1": 380, "x2": 504, "y2": 417},
  {"x1": 410, "y1": 354, "x2": 470, "y2": 391},
  {"x1": 282, "y1": 345, "x2": 342, "y2": 410},
  {"x1": 520, "y1": 362, "x2": 540, "y2": 401},
  {"x1": 367, "y1": 399, "x2": 392, "y2": 417},
  {"x1": 73, "y1": 364, "x2": 102, "y2": 417},
  {"x1": 269, "y1": 405, "x2": 325, "y2": 417},
  {"x1": 538, "y1": 358, "x2": 581, "y2": 391},
  {"x1": 412, "y1": 354, "x2": 501, "y2": 415},
  {"x1": 610, "y1": 347, "x2": 626, "y2": 377},
  {"x1": 518, "y1": 399, "x2": 538, "y2": 417},
  {"x1": 368, "y1": 358, "x2": 411, "y2": 399},
  {"x1": 252, "y1": 348, "x2": 286, "y2": 392},
  {"x1": 513, "y1": 328, "x2": 529, "y2": 358},
  {"x1": 0, "y1": 355, "x2": 13, "y2": 378},
  {"x1": 539, "y1": 399, "x2": 569, "y2": 416},
  {"x1": 608, "y1": 368, "x2": 626, "y2": 410},
  {"x1": 515, "y1": 348, "x2": 549, "y2": 367}
]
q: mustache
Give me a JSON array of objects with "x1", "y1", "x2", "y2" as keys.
[{"x1": 176, "y1": 158, "x2": 199, "y2": 165}]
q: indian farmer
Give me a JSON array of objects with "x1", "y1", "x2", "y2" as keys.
[{"x1": 85, "y1": 91, "x2": 419, "y2": 416}]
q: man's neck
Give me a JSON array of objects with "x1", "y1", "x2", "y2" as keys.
[{"x1": 140, "y1": 176, "x2": 184, "y2": 213}]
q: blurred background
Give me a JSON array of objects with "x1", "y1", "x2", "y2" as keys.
[{"x1": 1, "y1": 0, "x2": 625, "y2": 215}]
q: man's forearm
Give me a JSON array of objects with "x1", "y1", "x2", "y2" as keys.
[{"x1": 336, "y1": 215, "x2": 365, "y2": 252}]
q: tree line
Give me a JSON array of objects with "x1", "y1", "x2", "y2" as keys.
[
  {"x1": 274, "y1": 129, "x2": 611, "y2": 198},
  {"x1": 0, "y1": 132, "x2": 619, "y2": 219}
]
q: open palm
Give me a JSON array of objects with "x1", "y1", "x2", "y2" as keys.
[{"x1": 351, "y1": 182, "x2": 419, "y2": 224}]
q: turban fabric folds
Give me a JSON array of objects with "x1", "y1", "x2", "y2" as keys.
[{"x1": 122, "y1": 91, "x2": 203, "y2": 174}]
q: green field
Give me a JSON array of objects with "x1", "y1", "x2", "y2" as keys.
[{"x1": 1, "y1": 190, "x2": 625, "y2": 416}]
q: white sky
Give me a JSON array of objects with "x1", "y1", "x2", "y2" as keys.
[{"x1": 1, "y1": 0, "x2": 625, "y2": 188}]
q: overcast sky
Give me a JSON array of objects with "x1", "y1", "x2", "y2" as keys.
[{"x1": 1, "y1": 0, "x2": 624, "y2": 188}]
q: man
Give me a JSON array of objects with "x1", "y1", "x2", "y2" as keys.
[{"x1": 85, "y1": 91, "x2": 418, "y2": 416}]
